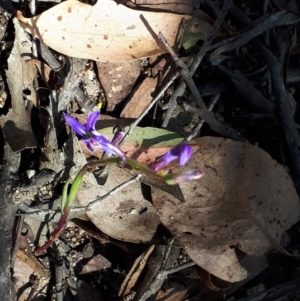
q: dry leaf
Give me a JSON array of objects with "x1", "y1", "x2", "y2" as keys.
[
  {"x1": 0, "y1": 19, "x2": 36, "y2": 151},
  {"x1": 155, "y1": 282, "x2": 190, "y2": 301},
  {"x1": 79, "y1": 254, "x2": 111, "y2": 274},
  {"x1": 128, "y1": 0, "x2": 213, "y2": 23},
  {"x1": 77, "y1": 165, "x2": 160, "y2": 243},
  {"x1": 119, "y1": 244, "x2": 155, "y2": 297},
  {"x1": 16, "y1": 249, "x2": 48, "y2": 279},
  {"x1": 121, "y1": 77, "x2": 158, "y2": 118},
  {"x1": 97, "y1": 60, "x2": 141, "y2": 111},
  {"x1": 17, "y1": 0, "x2": 193, "y2": 62},
  {"x1": 14, "y1": 256, "x2": 34, "y2": 301},
  {"x1": 29, "y1": 59, "x2": 55, "y2": 89},
  {"x1": 14, "y1": 249, "x2": 49, "y2": 301},
  {"x1": 151, "y1": 137, "x2": 299, "y2": 282}
]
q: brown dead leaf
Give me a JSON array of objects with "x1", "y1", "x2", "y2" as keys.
[
  {"x1": 14, "y1": 256, "x2": 34, "y2": 301},
  {"x1": 14, "y1": 248, "x2": 49, "y2": 300},
  {"x1": 17, "y1": 0, "x2": 193, "y2": 62},
  {"x1": 77, "y1": 165, "x2": 160, "y2": 243},
  {"x1": 127, "y1": 0, "x2": 213, "y2": 22},
  {"x1": 155, "y1": 282, "x2": 190, "y2": 301},
  {"x1": 16, "y1": 249, "x2": 48, "y2": 279},
  {"x1": 121, "y1": 77, "x2": 158, "y2": 118},
  {"x1": 96, "y1": 60, "x2": 141, "y2": 111},
  {"x1": 72, "y1": 218, "x2": 130, "y2": 252},
  {"x1": 151, "y1": 137, "x2": 299, "y2": 282},
  {"x1": 79, "y1": 254, "x2": 111, "y2": 274},
  {"x1": 0, "y1": 19, "x2": 36, "y2": 151},
  {"x1": 149, "y1": 54, "x2": 173, "y2": 78},
  {"x1": 119, "y1": 244, "x2": 155, "y2": 297},
  {"x1": 29, "y1": 59, "x2": 55, "y2": 89}
]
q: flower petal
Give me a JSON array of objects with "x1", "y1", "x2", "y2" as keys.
[
  {"x1": 64, "y1": 113, "x2": 87, "y2": 137},
  {"x1": 175, "y1": 143, "x2": 192, "y2": 166},
  {"x1": 87, "y1": 111, "x2": 100, "y2": 132},
  {"x1": 91, "y1": 136, "x2": 126, "y2": 162},
  {"x1": 111, "y1": 125, "x2": 125, "y2": 146},
  {"x1": 163, "y1": 170, "x2": 203, "y2": 185},
  {"x1": 83, "y1": 139, "x2": 94, "y2": 152},
  {"x1": 150, "y1": 143, "x2": 192, "y2": 172}
]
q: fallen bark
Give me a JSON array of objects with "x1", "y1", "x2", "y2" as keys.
[{"x1": 0, "y1": 141, "x2": 20, "y2": 301}]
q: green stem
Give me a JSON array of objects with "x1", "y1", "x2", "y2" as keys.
[
  {"x1": 35, "y1": 157, "x2": 121, "y2": 255},
  {"x1": 61, "y1": 179, "x2": 70, "y2": 212}
]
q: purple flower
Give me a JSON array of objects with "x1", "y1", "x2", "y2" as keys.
[
  {"x1": 63, "y1": 111, "x2": 126, "y2": 162},
  {"x1": 150, "y1": 143, "x2": 193, "y2": 172},
  {"x1": 111, "y1": 125, "x2": 125, "y2": 146}
]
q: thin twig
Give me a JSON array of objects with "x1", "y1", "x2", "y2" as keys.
[
  {"x1": 184, "y1": 93, "x2": 220, "y2": 141},
  {"x1": 120, "y1": 73, "x2": 179, "y2": 145},
  {"x1": 55, "y1": 257, "x2": 64, "y2": 301},
  {"x1": 158, "y1": 32, "x2": 242, "y2": 141},
  {"x1": 79, "y1": 173, "x2": 142, "y2": 211},
  {"x1": 29, "y1": 0, "x2": 38, "y2": 58},
  {"x1": 137, "y1": 239, "x2": 175, "y2": 301},
  {"x1": 162, "y1": 0, "x2": 233, "y2": 127},
  {"x1": 25, "y1": 275, "x2": 39, "y2": 301},
  {"x1": 137, "y1": 239, "x2": 196, "y2": 301},
  {"x1": 11, "y1": 214, "x2": 25, "y2": 268},
  {"x1": 161, "y1": 238, "x2": 175, "y2": 270},
  {"x1": 20, "y1": 173, "x2": 142, "y2": 217},
  {"x1": 228, "y1": 3, "x2": 300, "y2": 194},
  {"x1": 165, "y1": 260, "x2": 196, "y2": 275},
  {"x1": 209, "y1": 11, "x2": 300, "y2": 66}
]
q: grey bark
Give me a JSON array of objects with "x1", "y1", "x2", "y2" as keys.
[{"x1": 0, "y1": 142, "x2": 19, "y2": 301}]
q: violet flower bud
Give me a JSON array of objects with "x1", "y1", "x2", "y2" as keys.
[
  {"x1": 150, "y1": 143, "x2": 193, "y2": 172},
  {"x1": 163, "y1": 170, "x2": 204, "y2": 185}
]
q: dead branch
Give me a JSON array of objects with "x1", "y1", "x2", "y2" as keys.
[
  {"x1": 162, "y1": 0, "x2": 233, "y2": 127},
  {"x1": 158, "y1": 32, "x2": 243, "y2": 141}
]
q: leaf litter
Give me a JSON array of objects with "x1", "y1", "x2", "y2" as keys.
[
  {"x1": 17, "y1": 0, "x2": 196, "y2": 62},
  {"x1": 151, "y1": 137, "x2": 299, "y2": 282},
  {"x1": 0, "y1": 0, "x2": 300, "y2": 300}
]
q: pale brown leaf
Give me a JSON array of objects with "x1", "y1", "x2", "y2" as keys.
[
  {"x1": 155, "y1": 282, "x2": 190, "y2": 301},
  {"x1": 0, "y1": 19, "x2": 36, "y2": 151},
  {"x1": 151, "y1": 137, "x2": 300, "y2": 282},
  {"x1": 79, "y1": 254, "x2": 111, "y2": 274},
  {"x1": 96, "y1": 60, "x2": 141, "y2": 111},
  {"x1": 121, "y1": 77, "x2": 158, "y2": 118},
  {"x1": 17, "y1": 0, "x2": 193, "y2": 62},
  {"x1": 29, "y1": 59, "x2": 55, "y2": 89},
  {"x1": 77, "y1": 165, "x2": 160, "y2": 243}
]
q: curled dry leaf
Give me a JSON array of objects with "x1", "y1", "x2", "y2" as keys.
[
  {"x1": 151, "y1": 137, "x2": 300, "y2": 282},
  {"x1": 77, "y1": 165, "x2": 160, "y2": 243},
  {"x1": 0, "y1": 19, "x2": 36, "y2": 151},
  {"x1": 17, "y1": 0, "x2": 193, "y2": 62}
]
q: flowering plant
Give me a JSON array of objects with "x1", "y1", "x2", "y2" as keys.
[{"x1": 35, "y1": 111, "x2": 202, "y2": 255}]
